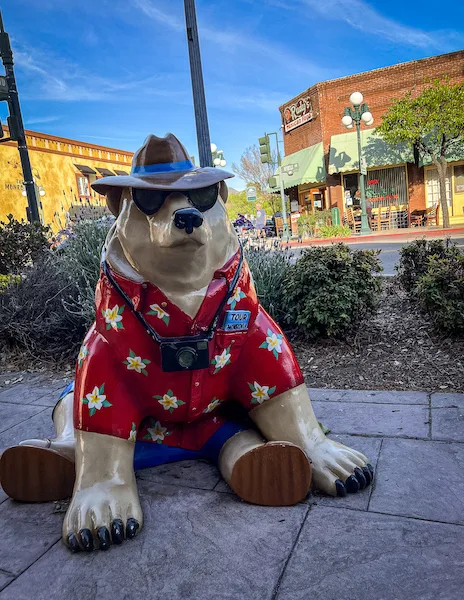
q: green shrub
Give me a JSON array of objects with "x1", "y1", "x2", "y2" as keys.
[
  {"x1": 0, "y1": 256, "x2": 83, "y2": 360},
  {"x1": 318, "y1": 224, "x2": 352, "y2": 238},
  {"x1": 0, "y1": 214, "x2": 50, "y2": 275},
  {"x1": 396, "y1": 238, "x2": 461, "y2": 292},
  {"x1": 0, "y1": 218, "x2": 111, "y2": 361},
  {"x1": 245, "y1": 245, "x2": 292, "y2": 323},
  {"x1": 58, "y1": 219, "x2": 111, "y2": 329},
  {"x1": 416, "y1": 253, "x2": 464, "y2": 334},
  {"x1": 297, "y1": 211, "x2": 332, "y2": 238},
  {"x1": 0, "y1": 274, "x2": 20, "y2": 293},
  {"x1": 282, "y1": 243, "x2": 383, "y2": 337}
]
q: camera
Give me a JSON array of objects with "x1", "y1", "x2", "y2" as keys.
[{"x1": 160, "y1": 337, "x2": 210, "y2": 372}]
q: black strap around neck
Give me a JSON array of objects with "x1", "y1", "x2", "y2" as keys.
[{"x1": 101, "y1": 245, "x2": 244, "y2": 344}]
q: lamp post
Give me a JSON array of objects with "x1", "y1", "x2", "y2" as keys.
[
  {"x1": 210, "y1": 142, "x2": 226, "y2": 167},
  {"x1": 341, "y1": 91, "x2": 374, "y2": 235}
]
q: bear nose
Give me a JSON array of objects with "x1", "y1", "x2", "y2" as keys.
[{"x1": 173, "y1": 208, "x2": 204, "y2": 234}]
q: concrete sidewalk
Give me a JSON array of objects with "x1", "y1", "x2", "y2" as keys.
[{"x1": 0, "y1": 372, "x2": 463, "y2": 600}]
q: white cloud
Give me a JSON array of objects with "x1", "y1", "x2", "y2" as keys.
[
  {"x1": 24, "y1": 116, "x2": 61, "y2": 125},
  {"x1": 131, "y1": 0, "x2": 333, "y2": 79},
  {"x1": 14, "y1": 47, "x2": 175, "y2": 102},
  {"x1": 281, "y1": 0, "x2": 463, "y2": 51}
]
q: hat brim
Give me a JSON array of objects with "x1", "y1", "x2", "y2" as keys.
[{"x1": 91, "y1": 167, "x2": 234, "y2": 194}]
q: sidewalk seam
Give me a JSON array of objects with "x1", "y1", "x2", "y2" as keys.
[
  {"x1": 0, "y1": 406, "x2": 51, "y2": 435},
  {"x1": 270, "y1": 505, "x2": 310, "y2": 600},
  {"x1": 0, "y1": 537, "x2": 61, "y2": 594},
  {"x1": 318, "y1": 503, "x2": 464, "y2": 528},
  {"x1": 367, "y1": 438, "x2": 383, "y2": 511}
]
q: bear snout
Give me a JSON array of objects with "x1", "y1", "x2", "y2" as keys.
[{"x1": 173, "y1": 208, "x2": 204, "y2": 234}]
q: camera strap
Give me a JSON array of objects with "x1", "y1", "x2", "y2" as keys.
[{"x1": 101, "y1": 244, "x2": 244, "y2": 345}]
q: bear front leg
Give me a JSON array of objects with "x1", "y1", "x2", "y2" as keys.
[
  {"x1": 63, "y1": 430, "x2": 143, "y2": 552},
  {"x1": 250, "y1": 383, "x2": 374, "y2": 497}
]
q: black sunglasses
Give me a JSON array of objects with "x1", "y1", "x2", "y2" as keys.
[{"x1": 132, "y1": 183, "x2": 220, "y2": 215}]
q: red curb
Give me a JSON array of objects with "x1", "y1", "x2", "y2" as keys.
[{"x1": 283, "y1": 227, "x2": 464, "y2": 248}]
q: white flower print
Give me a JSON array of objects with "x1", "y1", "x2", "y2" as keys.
[
  {"x1": 82, "y1": 384, "x2": 112, "y2": 416},
  {"x1": 146, "y1": 421, "x2": 167, "y2": 442},
  {"x1": 248, "y1": 381, "x2": 276, "y2": 405},
  {"x1": 147, "y1": 303, "x2": 170, "y2": 325},
  {"x1": 227, "y1": 286, "x2": 246, "y2": 309},
  {"x1": 211, "y1": 346, "x2": 232, "y2": 374},
  {"x1": 260, "y1": 329, "x2": 284, "y2": 360},
  {"x1": 128, "y1": 422, "x2": 137, "y2": 442},
  {"x1": 203, "y1": 398, "x2": 222, "y2": 414},
  {"x1": 102, "y1": 305, "x2": 125, "y2": 330},
  {"x1": 153, "y1": 390, "x2": 185, "y2": 414},
  {"x1": 78, "y1": 343, "x2": 89, "y2": 368},
  {"x1": 123, "y1": 350, "x2": 150, "y2": 376}
]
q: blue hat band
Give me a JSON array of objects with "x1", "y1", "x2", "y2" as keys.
[{"x1": 132, "y1": 159, "x2": 194, "y2": 175}]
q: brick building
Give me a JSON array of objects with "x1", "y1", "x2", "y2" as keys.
[{"x1": 277, "y1": 50, "x2": 464, "y2": 227}]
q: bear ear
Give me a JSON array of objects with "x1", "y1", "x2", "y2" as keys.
[
  {"x1": 105, "y1": 188, "x2": 124, "y2": 217},
  {"x1": 219, "y1": 180, "x2": 229, "y2": 203}
]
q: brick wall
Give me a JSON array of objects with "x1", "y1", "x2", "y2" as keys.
[
  {"x1": 279, "y1": 50, "x2": 464, "y2": 217},
  {"x1": 283, "y1": 50, "x2": 464, "y2": 155}
]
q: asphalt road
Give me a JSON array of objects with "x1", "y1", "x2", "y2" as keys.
[{"x1": 288, "y1": 236, "x2": 464, "y2": 275}]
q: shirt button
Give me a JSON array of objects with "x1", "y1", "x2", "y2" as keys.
[
  {"x1": 142, "y1": 283, "x2": 147, "y2": 289},
  {"x1": 194, "y1": 381, "x2": 199, "y2": 387},
  {"x1": 161, "y1": 302, "x2": 167, "y2": 308},
  {"x1": 192, "y1": 407, "x2": 197, "y2": 411}
]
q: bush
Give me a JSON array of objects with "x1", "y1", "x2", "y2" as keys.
[
  {"x1": 0, "y1": 214, "x2": 51, "y2": 275},
  {"x1": 318, "y1": 224, "x2": 352, "y2": 238},
  {"x1": 0, "y1": 256, "x2": 83, "y2": 360},
  {"x1": 416, "y1": 253, "x2": 464, "y2": 334},
  {"x1": 58, "y1": 219, "x2": 111, "y2": 329},
  {"x1": 0, "y1": 274, "x2": 20, "y2": 293},
  {"x1": 0, "y1": 218, "x2": 111, "y2": 361},
  {"x1": 245, "y1": 245, "x2": 292, "y2": 323},
  {"x1": 297, "y1": 211, "x2": 332, "y2": 238},
  {"x1": 396, "y1": 238, "x2": 461, "y2": 292},
  {"x1": 282, "y1": 243, "x2": 383, "y2": 337}
]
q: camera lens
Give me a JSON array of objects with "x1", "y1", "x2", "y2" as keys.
[{"x1": 176, "y1": 347, "x2": 197, "y2": 369}]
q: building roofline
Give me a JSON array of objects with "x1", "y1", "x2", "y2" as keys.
[
  {"x1": 279, "y1": 49, "x2": 464, "y2": 110},
  {"x1": 3, "y1": 126, "x2": 133, "y2": 156}
]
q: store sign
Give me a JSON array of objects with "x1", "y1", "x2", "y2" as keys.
[
  {"x1": 246, "y1": 185, "x2": 257, "y2": 202},
  {"x1": 283, "y1": 97, "x2": 313, "y2": 132}
]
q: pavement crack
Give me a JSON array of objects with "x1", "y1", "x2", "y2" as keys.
[{"x1": 271, "y1": 505, "x2": 310, "y2": 600}]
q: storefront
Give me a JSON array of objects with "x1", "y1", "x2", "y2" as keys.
[
  {"x1": 329, "y1": 129, "x2": 413, "y2": 227},
  {"x1": 270, "y1": 142, "x2": 326, "y2": 214},
  {"x1": 424, "y1": 161, "x2": 464, "y2": 226}
]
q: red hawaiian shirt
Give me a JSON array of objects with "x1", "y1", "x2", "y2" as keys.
[{"x1": 74, "y1": 250, "x2": 304, "y2": 450}]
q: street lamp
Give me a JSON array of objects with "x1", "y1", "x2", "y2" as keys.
[
  {"x1": 342, "y1": 91, "x2": 374, "y2": 235},
  {"x1": 211, "y1": 142, "x2": 226, "y2": 167}
]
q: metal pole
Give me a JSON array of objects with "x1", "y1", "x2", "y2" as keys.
[
  {"x1": 0, "y1": 11, "x2": 39, "y2": 222},
  {"x1": 271, "y1": 130, "x2": 289, "y2": 241},
  {"x1": 355, "y1": 114, "x2": 370, "y2": 235},
  {"x1": 184, "y1": 0, "x2": 212, "y2": 168}
]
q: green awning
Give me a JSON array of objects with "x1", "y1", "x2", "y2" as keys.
[
  {"x1": 328, "y1": 130, "x2": 414, "y2": 174},
  {"x1": 270, "y1": 142, "x2": 326, "y2": 190}
]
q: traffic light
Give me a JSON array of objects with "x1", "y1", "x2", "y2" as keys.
[{"x1": 259, "y1": 134, "x2": 271, "y2": 164}]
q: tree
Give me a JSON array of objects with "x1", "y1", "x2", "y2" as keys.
[
  {"x1": 375, "y1": 79, "x2": 464, "y2": 229},
  {"x1": 231, "y1": 145, "x2": 281, "y2": 215},
  {"x1": 226, "y1": 189, "x2": 274, "y2": 222}
]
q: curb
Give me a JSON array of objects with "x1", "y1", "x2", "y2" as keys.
[{"x1": 283, "y1": 227, "x2": 464, "y2": 248}]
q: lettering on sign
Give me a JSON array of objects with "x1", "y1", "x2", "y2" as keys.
[
  {"x1": 4, "y1": 179, "x2": 23, "y2": 191},
  {"x1": 283, "y1": 97, "x2": 313, "y2": 132}
]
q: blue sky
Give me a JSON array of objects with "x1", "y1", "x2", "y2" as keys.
[{"x1": 1, "y1": 0, "x2": 463, "y2": 189}]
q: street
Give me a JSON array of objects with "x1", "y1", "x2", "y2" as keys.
[{"x1": 288, "y1": 235, "x2": 464, "y2": 275}]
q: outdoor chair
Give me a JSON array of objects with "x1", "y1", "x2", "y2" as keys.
[
  {"x1": 424, "y1": 204, "x2": 439, "y2": 226},
  {"x1": 346, "y1": 207, "x2": 361, "y2": 233},
  {"x1": 370, "y1": 207, "x2": 380, "y2": 231},
  {"x1": 379, "y1": 206, "x2": 391, "y2": 230}
]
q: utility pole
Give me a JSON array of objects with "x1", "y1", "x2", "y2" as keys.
[
  {"x1": 0, "y1": 11, "x2": 39, "y2": 222},
  {"x1": 184, "y1": 0, "x2": 212, "y2": 168}
]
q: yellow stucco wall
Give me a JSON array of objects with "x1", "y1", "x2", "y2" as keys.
[{"x1": 0, "y1": 130, "x2": 133, "y2": 231}]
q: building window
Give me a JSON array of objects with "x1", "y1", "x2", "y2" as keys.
[
  {"x1": 454, "y1": 165, "x2": 464, "y2": 193},
  {"x1": 425, "y1": 168, "x2": 451, "y2": 214},
  {"x1": 76, "y1": 175, "x2": 90, "y2": 198}
]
